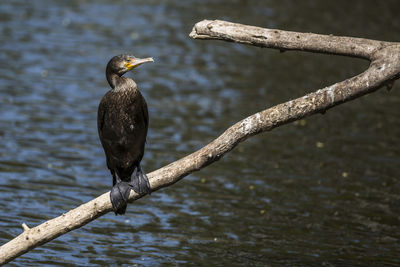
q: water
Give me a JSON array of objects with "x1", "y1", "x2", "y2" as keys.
[{"x1": 1, "y1": 0, "x2": 399, "y2": 265}]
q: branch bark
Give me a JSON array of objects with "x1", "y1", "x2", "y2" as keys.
[{"x1": 1, "y1": 19, "x2": 399, "y2": 265}]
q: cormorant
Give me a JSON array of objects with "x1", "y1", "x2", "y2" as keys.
[{"x1": 97, "y1": 54, "x2": 154, "y2": 215}]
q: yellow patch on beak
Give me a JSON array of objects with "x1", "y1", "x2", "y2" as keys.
[{"x1": 125, "y1": 62, "x2": 134, "y2": 70}]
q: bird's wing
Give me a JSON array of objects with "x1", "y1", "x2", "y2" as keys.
[
  {"x1": 97, "y1": 99, "x2": 107, "y2": 134},
  {"x1": 142, "y1": 97, "x2": 149, "y2": 132}
]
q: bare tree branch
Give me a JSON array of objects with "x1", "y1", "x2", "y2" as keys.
[
  {"x1": 1, "y1": 19, "x2": 399, "y2": 265},
  {"x1": 189, "y1": 20, "x2": 394, "y2": 60}
]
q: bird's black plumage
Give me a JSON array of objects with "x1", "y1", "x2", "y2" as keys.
[{"x1": 98, "y1": 54, "x2": 153, "y2": 215}]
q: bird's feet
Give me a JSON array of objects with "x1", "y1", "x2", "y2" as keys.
[
  {"x1": 129, "y1": 165, "x2": 151, "y2": 195},
  {"x1": 110, "y1": 181, "x2": 131, "y2": 215}
]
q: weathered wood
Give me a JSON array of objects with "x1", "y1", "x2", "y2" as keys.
[
  {"x1": 189, "y1": 19, "x2": 388, "y2": 59},
  {"x1": 1, "y1": 20, "x2": 399, "y2": 265}
]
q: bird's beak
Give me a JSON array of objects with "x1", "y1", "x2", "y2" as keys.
[{"x1": 125, "y1": 57, "x2": 154, "y2": 70}]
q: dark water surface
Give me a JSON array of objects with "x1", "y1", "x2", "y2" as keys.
[{"x1": 1, "y1": 0, "x2": 399, "y2": 266}]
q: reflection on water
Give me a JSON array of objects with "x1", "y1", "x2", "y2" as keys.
[{"x1": 1, "y1": 0, "x2": 399, "y2": 265}]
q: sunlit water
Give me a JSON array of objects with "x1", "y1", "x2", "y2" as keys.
[{"x1": 1, "y1": 0, "x2": 399, "y2": 265}]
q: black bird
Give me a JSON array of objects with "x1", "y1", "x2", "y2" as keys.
[{"x1": 98, "y1": 54, "x2": 154, "y2": 215}]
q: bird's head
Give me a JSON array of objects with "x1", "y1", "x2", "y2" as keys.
[{"x1": 106, "y1": 54, "x2": 154, "y2": 76}]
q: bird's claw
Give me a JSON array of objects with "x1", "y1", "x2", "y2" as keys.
[{"x1": 110, "y1": 181, "x2": 131, "y2": 214}]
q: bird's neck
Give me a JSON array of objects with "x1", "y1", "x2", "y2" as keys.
[
  {"x1": 106, "y1": 69, "x2": 121, "y2": 89},
  {"x1": 107, "y1": 73, "x2": 137, "y2": 93}
]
